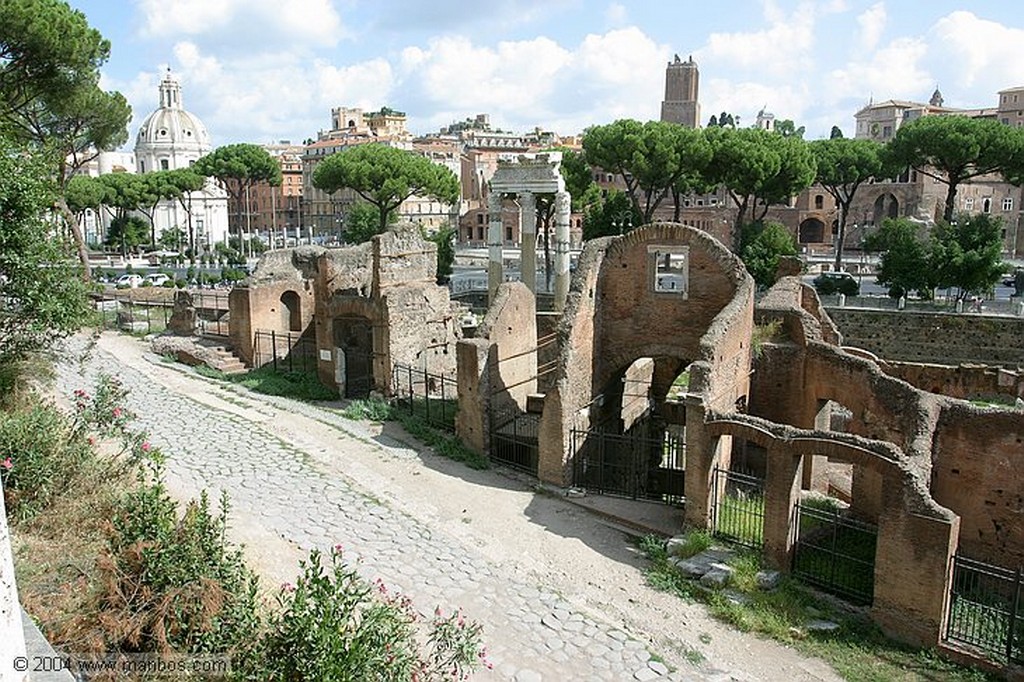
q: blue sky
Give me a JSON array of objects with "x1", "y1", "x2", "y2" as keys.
[{"x1": 66, "y1": 0, "x2": 1024, "y2": 148}]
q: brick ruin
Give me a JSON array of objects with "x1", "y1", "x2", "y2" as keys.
[
  {"x1": 229, "y1": 223, "x2": 465, "y2": 397},
  {"x1": 223, "y1": 220, "x2": 1024, "y2": 659}
]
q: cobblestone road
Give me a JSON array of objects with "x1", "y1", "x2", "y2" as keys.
[{"x1": 54, "y1": 334, "x2": 838, "y2": 682}]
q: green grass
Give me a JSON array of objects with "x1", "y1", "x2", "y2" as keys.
[
  {"x1": 232, "y1": 365, "x2": 337, "y2": 401},
  {"x1": 714, "y1": 493, "x2": 765, "y2": 547},
  {"x1": 638, "y1": 535, "x2": 998, "y2": 682},
  {"x1": 342, "y1": 399, "x2": 488, "y2": 470},
  {"x1": 192, "y1": 363, "x2": 338, "y2": 402},
  {"x1": 394, "y1": 396, "x2": 458, "y2": 431}
]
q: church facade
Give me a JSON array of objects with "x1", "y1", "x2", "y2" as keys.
[{"x1": 132, "y1": 70, "x2": 229, "y2": 250}]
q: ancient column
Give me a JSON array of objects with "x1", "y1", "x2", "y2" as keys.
[
  {"x1": 519, "y1": 192, "x2": 537, "y2": 294},
  {"x1": 553, "y1": 190, "x2": 571, "y2": 311},
  {"x1": 487, "y1": 192, "x2": 504, "y2": 303}
]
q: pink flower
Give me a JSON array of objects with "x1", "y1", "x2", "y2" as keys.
[
  {"x1": 280, "y1": 582, "x2": 295, "y2": 593},
  {"x1": 87, "y1": 436, "x2": 96, "y2": 446},
  {"x1": 333, "y1": 543, "x2": 344, "y2": 554},
  {"x1": 112, "y1": 407, "x2": 122, "y2": 418},
  {"x1": 1, "y1": 457, "x2": 12, "y2": 470},
  {"x1": 141, "y1": 442, "x2": 151, "y2": 452}
]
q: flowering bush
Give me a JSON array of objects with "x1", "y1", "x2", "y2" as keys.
[{"x1": 252, "y1": 546, "x2": 488, "y2": 682}]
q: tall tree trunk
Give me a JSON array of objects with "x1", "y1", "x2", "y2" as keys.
[
  {"x1": 55, "y1": 196, "x2": 92, "y2": 282},
  {"x1": 943, "y1": 181, "x2": 958, "y2": 223},
  {"x1": 833, "y1": 202, "x2": 849, "y2": 272}
]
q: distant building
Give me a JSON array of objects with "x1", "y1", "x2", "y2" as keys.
[
  {"x1": 132, "y1": 70, "x2": 229, "y2": 250},
  {"x1": 243, "y1": 142, "x2": 304, "y2": 247},
  {"x1": 660, "y1": 54, "x2": 701, "y2": 129}
]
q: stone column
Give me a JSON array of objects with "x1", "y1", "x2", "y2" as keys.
[
  {"x1": 519, "y1": 192, "x2": 537, "y2": 294},
  {"x1": 553, "y1": 191, "x2": 571, "y2": 311},
  {"x1": 487, "y1": 193, "x2": 504, "y2": 303},
  {"x1": 763, "y1": 445, "x2": 802, "y2": 570}
]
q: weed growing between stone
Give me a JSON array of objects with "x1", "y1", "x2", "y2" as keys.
[
  {"x1": 638, "y1": 534, "x2": 997, "y2": 682},
  {"x1": 193, "y1": 363, "x2": 338, "y2": 402}
]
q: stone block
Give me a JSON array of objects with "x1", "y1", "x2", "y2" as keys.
[{"x1": 700, "y1": 564, "x2": 733, "y2": 588}]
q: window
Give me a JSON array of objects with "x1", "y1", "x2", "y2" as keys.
[
  {"x1": 139, "y1": 160, "x2": 145, "y2": 173},
  {"x1": 882, "y1": 125, "x2": 892, "y2": 138},
  {"x1": 505, "y1": 226, "x2": 513, "y2": 241},
  {"x1": 964, "y1": 197, "x2": 975, "y2": 210},
  {"x1": 814, "y1": 195, "x2": 824, "y2": 209},
  {"x1": 160, "y1": 159, "x2": 169, "y2": 170},
  {"x1": 650, "y1": 246, "x2": 689, "y2": 296},
  {"x1": 477, "y1": 213, "x2": 484, "y2": 224},
  {"x1": 983, "y1": 198, "x2": 992, "y2": 213},
  {"x1": 476, "y1": 226, "x2": 484, "y2": 240},
  {"x1": 1003, "y1": 197, "x2": 1014, "y2": 212}
]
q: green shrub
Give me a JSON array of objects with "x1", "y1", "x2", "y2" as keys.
[
  {"x1": 96, "y1": 485, "x2": 262, "y2": 656},
  {"x1": 341, "y1": 398, "x2": 393, "y2": 421},
  {"x1": 0, "y1": 402, "x2": 91, "y2": 520},
  {"x1": 254, "y1": 546, "x2": 487, "y2": 681}
]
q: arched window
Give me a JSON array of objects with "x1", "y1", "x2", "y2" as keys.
[
  {"x1": 815, "y1": 195, "x2": 824, "y2": 209},
  {"x1": 280, "y1": 291, "x2": 302, "y2": 332}
]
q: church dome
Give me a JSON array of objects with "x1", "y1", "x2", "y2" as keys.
[{"x1": 134, "y1": 70, "x2": 211, "y2": 172}]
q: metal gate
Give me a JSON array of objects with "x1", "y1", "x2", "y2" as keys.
[
  {"x1": 570, "y1": 419, "x2": 685, "y2": 505},
  {"x1": 945, "y1": 554, "x2": 1023, "y2": 664},
  {"x1": 490, "y1": 405, "x2": 540, "y2": 475},
  {"x1": 791, "y1": 502, "x2": 877, "y2": 605},
  {"x1": 711, "y1": 467, "x2": 765, "y2": 549}
]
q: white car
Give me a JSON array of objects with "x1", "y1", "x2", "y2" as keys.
[
  {"x1": 115, "y1": 273, "x2": 143, "y2": 288},
  {"x1": 145, "y1": 273, "x2": 171, "y2": 286}
]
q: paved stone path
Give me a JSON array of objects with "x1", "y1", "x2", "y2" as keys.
[{"x1": 53, "y1": 334, "x2": 837, "y2": 682}]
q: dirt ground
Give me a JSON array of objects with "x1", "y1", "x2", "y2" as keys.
[{"x1": 94, "y1": 332, "x2": 843, "y2": 682}]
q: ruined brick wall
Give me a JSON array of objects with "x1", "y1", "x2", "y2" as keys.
[
  {"x1": 828, "y1": 308, "x2": 1024, "y2": 367},
  {"x1": 593, "y1": 224, "x2": 751, "y2": 402},
  {"x1": 475, "y1": 282, "x2": 538, "y2": 414},
  {"x1": 382, "y1": 285, "x2": 461, "y2": 377},
  {"x1": 883, "y1": 362, "x2": 1024, "y2": 403},
  {"x1": 229, "y1": 247, "x2": 322, "y2": 364},
  {"x1": 932, "y1": 404, "x2": 1024, "y2": 567},
  {"x1": 373, "y1": 225, "x2": 437, "y2": 295}
]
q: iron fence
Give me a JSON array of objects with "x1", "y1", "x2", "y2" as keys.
[
  {"x1": 94, "y1": 296, "x2": 171, "y2": 335},
  {"x1": 711, "y1": 467, "x2": 765, "y2": 549},
  {"x1": 253, "y1": 330, "x2": 317, "y2": 373},
  {"x1": 192, "y1": 290, "x2": 230, "y2": 336},
  {"x1": 570, "y1": 422, "x2": 685, "y2": 505},
  {"x1": 490, "y1": 404, "x2": 540, "y2": 474},
  {"x1": 945, "y1": 555, "x2": 1023, "y2": 664},
  {"x1": 391, "y1": 362, "x2": 458, "y2": 432},
  {"x1": 791, "y1": 502, "x2": 877, "y2": 605}
]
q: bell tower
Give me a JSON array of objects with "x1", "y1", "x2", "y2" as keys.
[{"x1": 660, "y1": 54, "x2": 701, "y2": 128}]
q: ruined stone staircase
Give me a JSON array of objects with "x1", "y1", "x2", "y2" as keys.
[{"x1": 205, "y1": 344, "x2": 248, "y2": 375}]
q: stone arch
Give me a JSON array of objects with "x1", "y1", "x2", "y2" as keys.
[
  {"x1": 798, "y1": 217, "x2": 826, "y2": 244},
  {"x1": 873, "y1": 193, "x2": 899, "y2": 224},
  {"x1": 280, "y1": 290, "x2": 302, "y2": 332}
]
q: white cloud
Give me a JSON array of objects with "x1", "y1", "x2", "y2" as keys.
[
  {"x1": 604, "y1": 2, "x2": 628, "y2": 27},
  {"x1": 701, "y1": 1, "x2": 817, "y2": 77},
  {"x1": 930, "y1": 11, "x2": 1024, "y2": 94},
  {"x1": 136, "y1": 0, "x2": 345, "y2": 48},
  {"x1": 827, "y1": 36, "x2": 931, "y2": 104},
  {"x1": 702, "y1": 78, "x2": 812, "y2": 129},
  {"x1": 856, "y1": 2, "x2": 886, "y2": 52}
]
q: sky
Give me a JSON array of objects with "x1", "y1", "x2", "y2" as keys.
[{"x1": 66, "y1": 0, "x2": 1024, "y2": 149}]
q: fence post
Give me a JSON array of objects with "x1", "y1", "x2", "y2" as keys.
[
  {"x1": 271, "y1": 330, "x2": 278, "y2": 372},
  {"x1": 440, "y1": 374, "x2": 447, "y2": 427},
  {"x1": 146, "y1": 299, "x2": 152, "y2": 334},
  {"x1": 288, "y1": 332, "x2": 294, "y2": 373},
  {"x1": 1009, "y1": 566, "x2": 1022, "y2": 663}
]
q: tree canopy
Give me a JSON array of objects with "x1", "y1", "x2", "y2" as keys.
[
  {"x1": 863, "y1": 218, "x2": 934, "y2": 299},
  {"x1": 343, "y1": 201, "x2": 397, "y2": 244},
  {"x1": 739, "y1": 221, "x2": 799, "y2": 289},
  {"x1": 312, "y1": 144, "x2": 459, "y2": 235},
  {"x1": 810, "y1": 137, "x2": 885, "y2": 270},
  {"x1": 1, "y1": 0, "x2": 130, "y2": 279},
  {"x1": 705, "y1": 126, "x2": 816, "y2": 251},
  {"x1": 194, "y1": 143, "x2": 282, "y2": 252},
  {"x1": 582, "y1": 119, "x2": 711, "y2": 224},
  {"x1": 930, "y1": 213, "x2": 1005, "y2": 298},
  {"x1": 887, "y1": 115, "x2": 1022, "y2": 222},
  {"x1": 0, "y1": 139, "x2": 90, "y2": 366}
]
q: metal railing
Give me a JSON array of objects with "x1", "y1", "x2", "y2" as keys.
[
  {"x1": 791, "y1": 502, "x2": 877, "y2": 605},
  {"x1": 253, "y1": 330, "x2": 317, "y2": 373},
  {"x1": 490, "y1": 404, "x2": 540, "y2": 474},
  {"x1": 946, "y1": 554, "x2": 1023, "y2": 664},
  {"x1": 711, "y1": 467, "x2": 765, "y2": 549},
  {"x1": 94, "y1": 296, "x2": 172, "y2": 335},
  {"x1": 570, "y1": 421, "x2": 685, "y2": 505},
  {"x1": 391, "y1": 362, "x2": 458, "y2": 432}
]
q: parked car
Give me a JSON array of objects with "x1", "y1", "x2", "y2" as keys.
[
  {"x1": 812, "y1": 271, "x2": 860, "y2": 296},
  {"x1": 145, "y1": 273, "x2": 171, "y2": 286},
  {"x1": 115, "y1": 273, "x2": 143, "y2": 288}
]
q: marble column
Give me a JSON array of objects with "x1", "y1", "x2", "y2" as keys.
[
  {"x1": 553, "y1": 190, "x2": 571, "y2": 311},
  {"x1": 487, "y1": 192, "x2": 504, "y2": 303},
  {"x1": 519, "y1": 192, "x2": 537, "y2": 294}
]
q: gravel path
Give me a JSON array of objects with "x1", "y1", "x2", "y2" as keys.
[{"x1": 53, "y1": 332, "x2": 842, "y2": 682}]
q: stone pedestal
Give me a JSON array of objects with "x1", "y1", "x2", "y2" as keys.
[{"x1": 520, "y1": 192, "x2": 537, "y2": 294}]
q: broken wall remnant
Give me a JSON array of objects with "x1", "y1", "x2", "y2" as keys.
[{"x1": 456, "y1": 282, "x2": 537, "y2": 455}]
